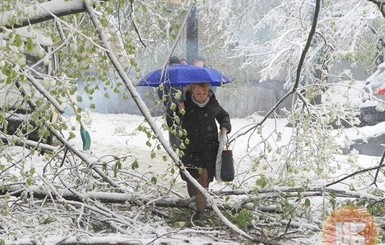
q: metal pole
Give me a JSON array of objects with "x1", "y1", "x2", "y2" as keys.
[{"x1": 186, "y1": 6, "x2": 198, "y2": 64}]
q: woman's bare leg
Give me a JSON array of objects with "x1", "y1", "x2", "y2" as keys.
[
  {"x1": 196, "y1": 169, "x2": 209, "y2": 213},
  {"x1": 187, "y1": 181, "x2": 197, "y2": 198}
]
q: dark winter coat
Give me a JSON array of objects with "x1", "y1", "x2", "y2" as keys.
[{"x1": 180, "y1": 90, "x2": 231, "y2": 180}]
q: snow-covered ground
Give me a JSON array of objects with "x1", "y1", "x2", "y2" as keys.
[
  {"x1": 2, "y1": 110, "x2": 384, "y2": 244},
  {"x1": 65, "y1": 111, "x2": 383, "y2": 244}
]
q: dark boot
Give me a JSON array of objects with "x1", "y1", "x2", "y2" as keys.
[
  {"x1": 193, "y1": 211, "x2": 204, "y2": 220},
  {"x1": 191, "y1": 211, "x2": 205, "y2": 226}
]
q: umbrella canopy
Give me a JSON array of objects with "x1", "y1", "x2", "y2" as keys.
[{"x1": 137, "y1": 64, "x2": 231, "y2": 87}]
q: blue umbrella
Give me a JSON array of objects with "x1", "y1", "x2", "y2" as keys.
[{"x1": 137, "y1": 64, "x2": 231, "y2": 87}]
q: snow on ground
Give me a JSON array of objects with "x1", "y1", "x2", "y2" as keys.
[
  {"x1": 68, "y1": 112, "x2": 294, "y2": 194},
  {"x1": 4, "y1": 110, "x2": 384, "y2": 244},
  {"x1": 72, "y1": 112, "x2": 383, "y2": 233}
]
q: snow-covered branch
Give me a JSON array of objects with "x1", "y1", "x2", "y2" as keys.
[{"x1": 1, "y1": 0, "x2": 88, "y2": 28}]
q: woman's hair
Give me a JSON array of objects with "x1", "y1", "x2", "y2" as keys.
[
  {"x1": 189, "y1": 83, "x2": 210, "y2": 92},
  {"x1": 168, "y1": 56, "x2": 180, "y2": 65}
]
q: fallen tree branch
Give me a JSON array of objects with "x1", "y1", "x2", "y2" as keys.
[
  {"x1": 0, "y1": 183, "x2": 192, "y2": 207},
  {"x1": 0, "y1": 134, "x2": 58, "y2": 152},
  {"x1": 326, "y1": 163, "x2": 385, "y2": 187},
  {"x1": 0, "y1": 232, "x2": 231, "y2": 245},
  {"x1": 23, "y1": 71, "x2": 65, "y2": 114},
  {"x1": 13, "y1": 81, "x2": 126, "y2": 192},
  {"x1": 1, "y1": 181, "x2": 283, "y2": 244},
  {"x1": 0, "y1": 183, "x2": 284, "y2": 214},
  {"x1": 214, "y1": 186, "x2": 383, "y2": 202},
  {"x1": 4, "y1": 183, "x2": 382, "y2": 217},
  {"x1": 0, "y1": 0, "x2": 88, "y2": 28}
]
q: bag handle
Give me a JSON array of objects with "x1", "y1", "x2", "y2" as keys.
[
  {"x1": 224, "y1": 133, "x2": 230, "y2": 150},
  {"x1": 220, "y1": 131, "x2": 231, "y2": 150}
]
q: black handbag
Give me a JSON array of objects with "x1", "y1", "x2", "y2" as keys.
[{"x1": 220, "y1": 135, "x2": 234, "y2": 182}]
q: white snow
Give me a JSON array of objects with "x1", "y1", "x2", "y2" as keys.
[
  {"x1": 2, "y1": 103, "x2": 385, "y2": 244},
  {"x1": 27, "y1": 111, "x2": 384, "y2": 244}
]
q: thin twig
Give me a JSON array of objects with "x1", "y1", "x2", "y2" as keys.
[
  {"x1": 326, "y1": 163, "x2": 385, "y2": 187},
  {"x1": 371, "y1": 148, "x2": 385, "y2": 186}
]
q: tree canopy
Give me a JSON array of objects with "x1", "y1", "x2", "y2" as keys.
[{"x1": 1, "y1": 0, "x2": 385, "y2": 244}]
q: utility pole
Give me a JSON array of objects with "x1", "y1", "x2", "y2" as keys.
[{"x1": 186, "y1": 6, "x2": 198, "y2": 64}]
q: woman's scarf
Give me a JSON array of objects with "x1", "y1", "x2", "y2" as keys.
[{"x1": 191, "y1": 95, "x2": 210, "y2": 108}]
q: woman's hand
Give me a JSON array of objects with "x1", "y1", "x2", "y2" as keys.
[
  {"x1": 221, "y1": 127, "x2": 228, "y2": 134},
  {"x1": 178, "y1": 102, "x2": 185, "y2": 114}
]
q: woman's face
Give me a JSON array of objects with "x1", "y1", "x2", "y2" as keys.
[{"x1": 192, "y1": 86, "x2": 209, "y2": 103}]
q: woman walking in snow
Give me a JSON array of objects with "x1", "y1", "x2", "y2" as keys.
[{"x1": 178, "y1": 83, "x2": 231, "y2": 223}]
